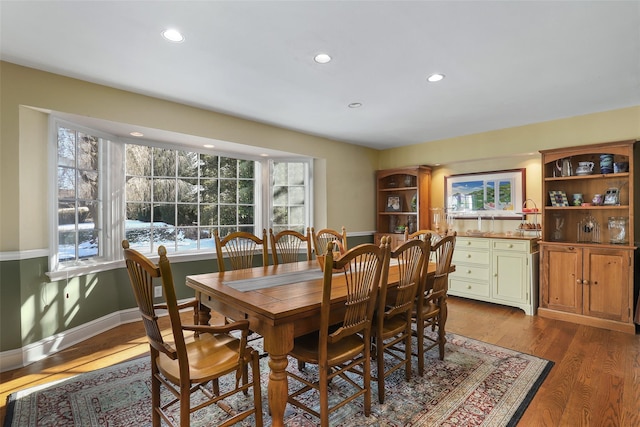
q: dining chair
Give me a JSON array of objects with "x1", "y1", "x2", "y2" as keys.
[
  {"x1": 269, "y1": 227, "x2": 312, "y2": 265},
  {"x1": 122, "y1": 240, "x2": 263, "y2": 427},
  {"x1": 311, "y1": 226, "x2": 347, "y2": 257},
  {"x1": 372, "y1": 237, "x2": 430, "y2": 403},
  {"x1": 411, "y1": 234, "x2": 456, "y2": 375},
  {"x1": 286, "y1": 238, "x2": 390, "y2": 427},
  {"x1": 214, "y1": 229, "x2": 268, "y2": 272}
]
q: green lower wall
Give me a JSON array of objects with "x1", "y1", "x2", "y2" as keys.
[{"x1": 0, "y1": 235, "x2": 371, "y2": 353}]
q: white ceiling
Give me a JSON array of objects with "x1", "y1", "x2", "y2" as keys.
[{"x1": 1, "y1": 1, "x2": 639, "y2": 150}]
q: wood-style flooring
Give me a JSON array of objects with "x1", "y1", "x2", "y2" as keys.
[{"x1": 1, "y1": 297, "x2": 639, "y2": 426}]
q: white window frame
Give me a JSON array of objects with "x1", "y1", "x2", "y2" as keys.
[{"x1": 47, "y1": 117, "x2": 313, "y2": 280}]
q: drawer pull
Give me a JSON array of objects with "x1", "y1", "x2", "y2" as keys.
[
  {"x1": 467, "y1": 285, "x2": 472, "y2": 289},
  {"x1": 466, "y1": 241, "x2": 471, "y2": 245},
  {"x1": 508, "y1": 244, "x2": 513, "y2": 248},
  {"x1": 467, "y1": 254, "x2": 472, "y2": 258},
  {"x1": 467, "y1": 269, "x2": 472, "y2": 274}
]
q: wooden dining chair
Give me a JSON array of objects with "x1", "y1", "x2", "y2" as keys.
[
  {"x1": 311, "y1": 226, "x2": 347, "y2": 257},
  {"x1": 411, "y1": 234, "x2": 456, "y2": 375},
  {"x1": 122, "y1": 240, "x2": 263, "y2": 427},
  {"x1": 286, "y1": 238, "x2": 390, "y2": 427},
  {"x1": 372, "y1": 237, "x2": 430, "y2": 403},
  {"x1": 214, "y1": 229, "x2": 268, "y2": 272},
  {"x1": 269, "y1": 227, "x2": 312, "y2": 265}
]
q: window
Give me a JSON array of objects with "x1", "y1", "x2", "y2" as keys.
[
  {"x1": 55, "y1": 125, "x2": 104, "y2": 265},
  {"x1": 124, "y1": 145, "x2": 259, "y2": 254},
  {"x1": 270, "y1": 160, "x2": 310, "y2": 234},
  {"x1": 50, "y1": 117, "x2": 312, "y2": 277}
]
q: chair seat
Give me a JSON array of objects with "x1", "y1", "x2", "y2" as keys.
[
  {"x1": 157, "y1": 333, "x2": 241, "y2": 384},
  {"x1": 377, "y1": 314, "x2": 410, "y2": 338},
  {"x1": 413, "y1": 300, "x2": 439, "y2": 319},
  {"x1": 291, "y1": 331, "x2": 367, "y2": 366}
]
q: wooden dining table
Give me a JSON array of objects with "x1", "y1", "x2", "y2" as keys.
[{"x1": 186, "y1": 259, "x2": 444, "y2": 427}]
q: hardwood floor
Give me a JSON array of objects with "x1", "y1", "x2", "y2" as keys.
[{"x1": 2, "y1": 297, "x2": 639, "y2": 426}]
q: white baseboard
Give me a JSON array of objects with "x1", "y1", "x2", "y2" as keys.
[
  {"x1": 0, "y1": 300, "x2": 190, "y2": 373},
  {"x1": 0, "y1": 307, "x2": 140, "y2": 373}
]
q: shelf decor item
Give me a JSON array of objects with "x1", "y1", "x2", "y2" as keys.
[
  {"x1": 603, "y1": 187, "x2": 620, "y2": 205},
  {"x1": 577, "y1": 214, "x2": 600, "y2": 243},
  {"x1": 599, "y1": 154, "x2": 614, "y2": 174},
  {"x1": 386, "y1": 195, "x2": 401, "y2": 212},
  {"x1": 549, "y1": 190, "x2": 569, "y2": 207}
]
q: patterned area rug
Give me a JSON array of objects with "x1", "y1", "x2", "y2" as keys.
[{"x1": 4, "y1": 333, "x2": 552, "y2": 426}]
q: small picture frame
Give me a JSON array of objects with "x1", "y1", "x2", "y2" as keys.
[
  {"x1": 549, "y1": 190, "x2": 569, "y2": 207},
  {"x1": 386, "y1": 195, "x2": 402, "y2": 212},
  {"x1": 603, "y1": 187, "x2": 620, "y2": 205}
]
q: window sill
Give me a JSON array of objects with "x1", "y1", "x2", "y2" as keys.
[{"x1": 46, "y1": 251, "x2": 217, "y2": 281}]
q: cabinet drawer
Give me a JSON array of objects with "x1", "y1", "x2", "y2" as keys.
[
  {"x1": 457, "y1": 237, "x2": 491, "y2": 249},
  {"x1": 492, "y1": 239, "x2": 528, "y2": 252},
  {"x1": 449, "y1": 264, "x2": 489, "y2": 282},
  {"x1": 449, "y1": 278, "x2": 490, "y2": 297},
  {"x1": 453, "y1": 248, "x2": 490, "y2": 265}
]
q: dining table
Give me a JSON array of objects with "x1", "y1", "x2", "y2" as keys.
[{"x1": 186, "y1": 259, "x2": 447, "y2": 427}]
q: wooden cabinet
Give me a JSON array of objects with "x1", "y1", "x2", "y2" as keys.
[
  {"x1": 538, "y1": 140, "x2": 637, "y2": 333},
  {"x1": 374, "y1": 166, "x2": 431, "y2": 248},
  {"x1": 449, "y1": 236, "x2": 539, "y2": 315}
]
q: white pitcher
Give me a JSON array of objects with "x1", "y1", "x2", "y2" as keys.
[{"x1": 575, "y1": 161, "x2": 594, "y2": 175}]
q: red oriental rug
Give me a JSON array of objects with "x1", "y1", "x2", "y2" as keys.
[{"x1": 4, "y1": 333, "x2": 552, "y2": 426}]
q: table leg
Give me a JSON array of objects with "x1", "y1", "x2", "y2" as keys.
[{"x1": 263, "y1": 325, "x2": 294, "y2": 427}]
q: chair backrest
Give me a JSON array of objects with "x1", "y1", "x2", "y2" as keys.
[
  {"x1": 319, "y1": 238, "x2": 390, "y2": 347},
  {"x1": 269, "y1": 227, "x2": 312, "y2": 265},
  {"x1": 214, "y1": 229, "x2": 268, "y2": 272},
  {"x1": 122, "y1": 240, "x2": 185, "y2": 362},
  {"x1": 311, "y1": 226, "x2": 347, "y2": 257},
  {"x1": 378, "y1": 238, "x2": 430, "y2": 323},
  {"x1": 427, "y1": 234, "x2": 456, "y2": 295},
  {"x1": 405, "y1": 229, "x2": 442, "y2": 246}
]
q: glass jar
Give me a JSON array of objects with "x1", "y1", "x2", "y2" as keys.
[{"x1": 608, "y1": 216, "x2": 627, "y2": 244}]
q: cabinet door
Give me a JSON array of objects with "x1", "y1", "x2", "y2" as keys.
[
  {"x1": 583, "y1": 248, "x2": 630, "y2": 322},
  {"x1": 540, "y1": 245, "x2": 582, "y2": 313},
  {"x1": 492, "y1": 250, "x2": 528, "y2": 304}
]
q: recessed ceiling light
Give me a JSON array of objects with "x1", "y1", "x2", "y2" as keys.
[
  {"x1": 162, "y1": 29, "x2": 185, "y2": 43},
  {"x1": 348, "y1": 102, "x2": 362, "y2": 108},
  {"x1": 427, "y1": 73, "x2": 445, "y2": 82},
  {"x1": 129, "y1": 131, "x2": 144, "y2": 137},
  {"x1": 260, "y1": 153, "x2": 269, "y2": 157},
  {"x1": 314, "y1": 53, "x2": 332, "y2": 64},
  {"x1": 203, "y1": 144, "x2": 215, "y2": 149}
]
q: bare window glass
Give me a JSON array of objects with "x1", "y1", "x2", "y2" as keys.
[
  {"x1": 56, "y1": 126, "x2": 102, "y2": 263},
  {"x1": 125, "y1": 148, "x2": 256, "y2": 252}
]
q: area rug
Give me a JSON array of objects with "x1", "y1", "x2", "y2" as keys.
[{"x1": 4, "y1": 333, "x2": 553, "y2": 426}]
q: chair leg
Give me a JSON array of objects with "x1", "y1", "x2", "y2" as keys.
[
  {"x1": 376, "y1": 335, "x2": 386, "y2": 403},
  {"x1": 416, "y1": 318, "x2": 425, "y2": 376},
  {"x1": 251, "y1": 351, "x2": 264, "y2": 427},
  {"x1": 404, "y1": 323, "x2": 412, "y2": 381},
  {"x1": 319, "y1": 363, "x2": 329, "y2": 427},
  {"x1": 363, "y1": 345, "x2": 372, "y2": 416},
  {"x1": 438, "y1": 302, "x2": 447, "y2": 360},
  {"x1": 180, "y1": 383, "x2": 191, "y2": 426},
  {"x1": 151, "y1": 367, "x2": 161, "y2": 427}
]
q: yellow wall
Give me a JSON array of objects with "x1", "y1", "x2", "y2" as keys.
[
  {"x1": 379, "y1": 107, "x2": 640, "y2": 232},
  {"x1": 1, "y1": 60, "x2": 639, "y2": 251},
  {"x1": 0, "y1": 61, "x2": 379, "y2": 252}
]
